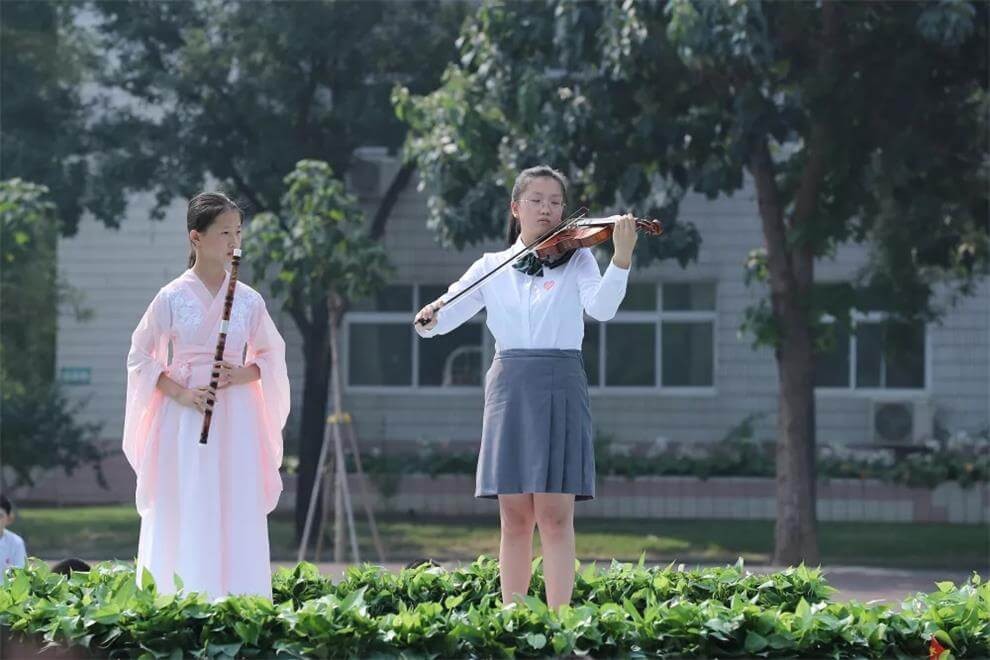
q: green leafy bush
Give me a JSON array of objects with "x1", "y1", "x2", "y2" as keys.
[{"x1": 2, "y1": 557, "x2": 986, "y2": 658}]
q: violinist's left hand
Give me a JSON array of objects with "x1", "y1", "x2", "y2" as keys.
[{"x1": 611, "y1": 213, "x2": 637, "y2": 269}]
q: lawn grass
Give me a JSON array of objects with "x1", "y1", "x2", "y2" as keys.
[{"x1": 11, "y1": 505, "x2": 987, "y2": 571}]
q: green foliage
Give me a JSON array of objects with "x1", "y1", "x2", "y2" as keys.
[
  {"x1": 397, "y1": 0, "x2": 988, "y2": 342},
  {"x1": 0, "y1": 383, "x2": 105, "y2": 490},
  {"x1": 0, "y1": 179, "x2": 104, "y2": 489},
  {"x1": 394, "y1": 1, "x2": 704, "y2": 264},
  {"x1": 242, "y1": 160, "x2": 390, "y2": 521},
  {"x1": 2, "y1": 558, "x2": 987, "y2": 658},
  {"x1": 0, "y1": 179, "x2": 59, "y2": 385},
  {"x1": 244, "y1": 160, "x2": 393, "y2": 311},
  {"x1": 818, "y1": 431, "x2": 990, "y2": 490},
  {"x1": 88, "y1": 0, "x2": 466, "y2": 221},
  {"x1": 0, "y1": 2, "x2": 95, "y2": 235}
]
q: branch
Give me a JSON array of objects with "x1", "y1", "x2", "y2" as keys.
[
  {"x1": 787, "y1": 1, "x2": 840, "y2": 291},
  {"x1": 177, "y1": 77, "x2": 275, "y2": 216},
  {"x1": 789, "y1": 125, "x2": 827, "y2": 234},
  {"x1": 228, "y1": 165, "x2": 270, "y2": 216},
  {"x1": 287, "y1": 297, "x2": 312, "y2": 337},
  {"x1": 295, "y1": 56, "x2": 326, "y2": 144},
  {"x1": 369, "y1": 161, "x2": 415, "y2": 240},
  {"x1": 749, "y1": 137, "x2": 797, "y2": 310},
  {"x1": 788, "y1": 122, "x2": 825, "y2": 292}
]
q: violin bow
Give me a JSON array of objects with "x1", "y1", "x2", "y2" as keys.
[{"x1": 413, "y1": 207, "x2": 589, "y2": 326}]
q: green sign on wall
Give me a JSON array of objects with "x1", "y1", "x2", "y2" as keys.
[{"x1": 59, "y1": 367, "x2": 91, "y2": 385}]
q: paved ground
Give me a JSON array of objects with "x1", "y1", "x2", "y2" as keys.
[
  {"x1": 274, "y1": 559, "x2": 977, "y2": 606},
  {"x1": 812, "y1": 565, "x2": 975, "y2": 604}
]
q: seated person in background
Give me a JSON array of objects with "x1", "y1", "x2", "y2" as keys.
[{"x1": 0, "y1": 494, "x2": 27, "y2": 582}]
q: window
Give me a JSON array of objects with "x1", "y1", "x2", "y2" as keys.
[
  {"x1": 348, "y1": 323, "x2": 411, "y2": 386},
  {"x1": 814, "y1": 314, "x2": 926, "y2": 390},
  {"x1": 348, "y1": 281, "x2": 717, "y2": 391},
  {"x1": 660, "y1": 283, "x2": 716, "y2": 387},
  {"x1": 605, "y1": 323, "x2": 656, "y2": 386},
  {"x1": 418, "y1": 324, "x2": 483, "y2": 386},
  {"x1": 583, "y1": 282, "x2": 717, "y2": 390},
  {"x1": 345, "y1": 284, "x2": 487, "y2": 389}
]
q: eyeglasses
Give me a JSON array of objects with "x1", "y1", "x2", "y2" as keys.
[{"x1": 521, "y1": 198, "x2": 564, "y2": 210}]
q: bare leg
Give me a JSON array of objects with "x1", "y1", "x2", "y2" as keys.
[
  {"x1": 534, "y1": 493, "x2": 576, "y2": 610},
  {"x1": 497, "y1": 493, "x2": 536, "y2": 606}
]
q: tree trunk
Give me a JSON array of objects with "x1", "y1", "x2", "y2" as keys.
[
  {"x1": 749, "y1": 139, "x2": 821, "y2": 566},
  {"x1": 327, "y1": 295, "x2": 347, "y2": 561},
  {"x1": 293, "y1": 299, "x2": 331, "y2": 543},
  {"x1": 369, "y1": 161, "x2": 415, "y2": 241},
  {"x1": 763, "y1": 2, "x2": 837, "y2": 564},
  {"x1": 772, "y1": 305, "x2": 820, "y2": 565}
]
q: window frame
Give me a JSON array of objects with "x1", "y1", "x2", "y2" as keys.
[
  {"x1": 344, "y1": 284, "x2": 490, "y2": 394},
  {"x1": 814, "y1": 311, "x2": 932, "y2": 398},
  {"x1": 586, "y1": 281, "x2": 719, "y2": 396},
  {"x1": 343, "y1": 281, "x2": 719, "y2": 396}
]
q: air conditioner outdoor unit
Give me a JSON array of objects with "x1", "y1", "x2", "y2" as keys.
[{"x1": 868, "y1": 399, "x2": 934, "y2": 445}]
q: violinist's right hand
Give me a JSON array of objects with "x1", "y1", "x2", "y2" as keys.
[{"x1": 414, "y1": 299, "x2": 445, "y2": 332}]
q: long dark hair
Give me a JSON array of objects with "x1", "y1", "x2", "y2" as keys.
[
  {"x1": 505, "y1": 165, "x2": 569, "y2": 246},
  {"x1": 186, "y1": 192, "x2": 242, "y2": 267}
]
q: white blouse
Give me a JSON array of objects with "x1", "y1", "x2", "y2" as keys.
[
  {"x1": 0, "y1": 530, "x2": 26, "y2": 581},
  {"x1": 416, "y1": 238, "x2": 630, "y2": 351}
]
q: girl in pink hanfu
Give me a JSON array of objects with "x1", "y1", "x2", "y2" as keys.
[{"x1": 123, "y1": 192, "x2": 289, "y2": 600}]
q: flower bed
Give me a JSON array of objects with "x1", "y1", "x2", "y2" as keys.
[{"x1": 340, "y1": 428, "x2": 990, "y2": 492}]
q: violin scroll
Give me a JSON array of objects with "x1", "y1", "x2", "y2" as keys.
[{"x1": 634, "y1": 218, "x2": 663, "y2": 236}]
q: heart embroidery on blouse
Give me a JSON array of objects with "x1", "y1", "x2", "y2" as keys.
[{"x1": 543, "y1": 280, "x2": 555, "y2": 291}]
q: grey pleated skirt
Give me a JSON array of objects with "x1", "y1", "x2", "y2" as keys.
[{"x1": 475, "y1": 349, "x2": 596, "y2": 501}]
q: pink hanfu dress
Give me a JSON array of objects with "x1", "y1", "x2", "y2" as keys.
[{"x1": 123, "y1": 269, "x2": 289, "y2": 600}]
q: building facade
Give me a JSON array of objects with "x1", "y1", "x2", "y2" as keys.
[{"x1": 54, "y1": 156, "x2": 989, "y2": 468}]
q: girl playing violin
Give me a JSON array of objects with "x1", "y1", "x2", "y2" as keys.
[{"x1": 414, "y1": 165, "x2": 638, "y2": 611}]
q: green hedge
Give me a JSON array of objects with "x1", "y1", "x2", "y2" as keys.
[
  {"x1": 2, "y1": 557, "x2": 987, "y2": 658},
  {"x1": 345, "y1": 429, "x2": 989, "y2": 498}
]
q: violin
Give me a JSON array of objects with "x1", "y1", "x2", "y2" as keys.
[
  {"x1": 414, "y1": 210, "x2": 664, "y2": 327},
  {"x1": 534, "y1": 215, "x2": 663, "y2": 263}
]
